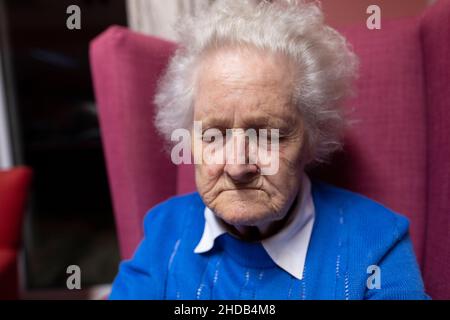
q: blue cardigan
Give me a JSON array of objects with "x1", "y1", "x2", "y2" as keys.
[{"x1": 109, "y1": 180, "x2": 428, "y2": 300}]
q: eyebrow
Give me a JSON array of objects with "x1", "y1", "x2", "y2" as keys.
[
  {"x1": 241, "y1": 116, "x2": 289, "y2": 129},
  {"x1": 200, "y1": 115, "x2": 290, "y2": 130},
  {"x1": 200, "y1": 117, "x2": 231, "y2": 130}
]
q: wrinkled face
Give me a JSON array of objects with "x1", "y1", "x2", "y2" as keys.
[{"x1": 192, "y1": 47, "x2": 307, "y2": 230}]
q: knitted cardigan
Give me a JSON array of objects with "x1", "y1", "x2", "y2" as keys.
[{"x1": 110, "y1": 180, "x2": 428, "y2": 300}]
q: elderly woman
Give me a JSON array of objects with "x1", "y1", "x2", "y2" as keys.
[{"x1": 110, "y1": 0, "x2": 427, "y2": 300}]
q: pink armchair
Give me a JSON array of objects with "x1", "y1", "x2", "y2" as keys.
[
  {"x1": 0, "y1": 166, "x2": 33, "y2": 299},
  {"x1": 90, "y1": 1, "x2": 450, "y2": 299}
]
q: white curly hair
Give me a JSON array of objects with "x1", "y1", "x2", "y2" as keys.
[{"x1": 154, "y1": 0, "x2": 358, "y2": 165}]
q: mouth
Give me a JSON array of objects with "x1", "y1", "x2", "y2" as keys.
[{"x1": 221, "y1": 188, "x2": 263, "y2": 192}]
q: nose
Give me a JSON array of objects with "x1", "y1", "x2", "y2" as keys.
[
  {"x1": 224, "y1": 163, "x2": 259, "y2": 183},
  {"x1": 223, "y1": 128, "x2": 260, "y2": 183}
]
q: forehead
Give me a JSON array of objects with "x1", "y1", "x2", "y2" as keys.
[{"x1": 193, "y1": 46, "x2": 298, "y2": 126}]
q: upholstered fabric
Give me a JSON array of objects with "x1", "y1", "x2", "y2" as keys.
[
  {"x1": 90, "y1": 1, "x2": 450, "y2": 299},
  {"x1": 0, "y1": 167, "x2": 32, "y2": 249},
  {"x1": 0, "y1": 166, "x2": 33, "y2": 299},
  {"x1": 90, "y1": 28, "x2": 178, "y2": 257},
  {"x1": 0, "y1": 249, "x2": 19, "y2": 300},
  {"x1": 420, "y1": 0, "x2": 450, "y2": 301}
]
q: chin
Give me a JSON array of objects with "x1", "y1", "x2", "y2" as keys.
[{"x1": 214, "y1": 200, "x2": 275, "y2": 227}]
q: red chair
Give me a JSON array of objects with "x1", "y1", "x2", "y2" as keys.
[
  {"x1": 0, "y1": 166, "x2": 33, "y2": 299},
  {"x1": 90, "y1": 1, "x2": 450, "y2": 299}
]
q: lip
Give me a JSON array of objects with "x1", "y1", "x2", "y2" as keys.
[{"x1": 222, "y1": 188, "x2": 262, "y2": 192}]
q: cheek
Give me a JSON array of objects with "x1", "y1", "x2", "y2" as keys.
[
  {"x1": 273, "y1": 145, "x2": 304, "y2": 186},
  {"x1": 280, "y1": 138, "x2": 305, "y2": 166},
  {"x1": 205, "y1": 164, "x2": 223, "y2": 178},
  {"x1": 195, "y1": 164, "x2": 224, "y2": 186}
]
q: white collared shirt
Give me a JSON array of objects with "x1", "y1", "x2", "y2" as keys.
[{"x1": 194, "y1": 174, "x2": 315, "y2": 280}]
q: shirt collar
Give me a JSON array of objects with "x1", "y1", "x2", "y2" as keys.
[{"x1": 194, "y1": 174, "x2": 315, "y2": 280}]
